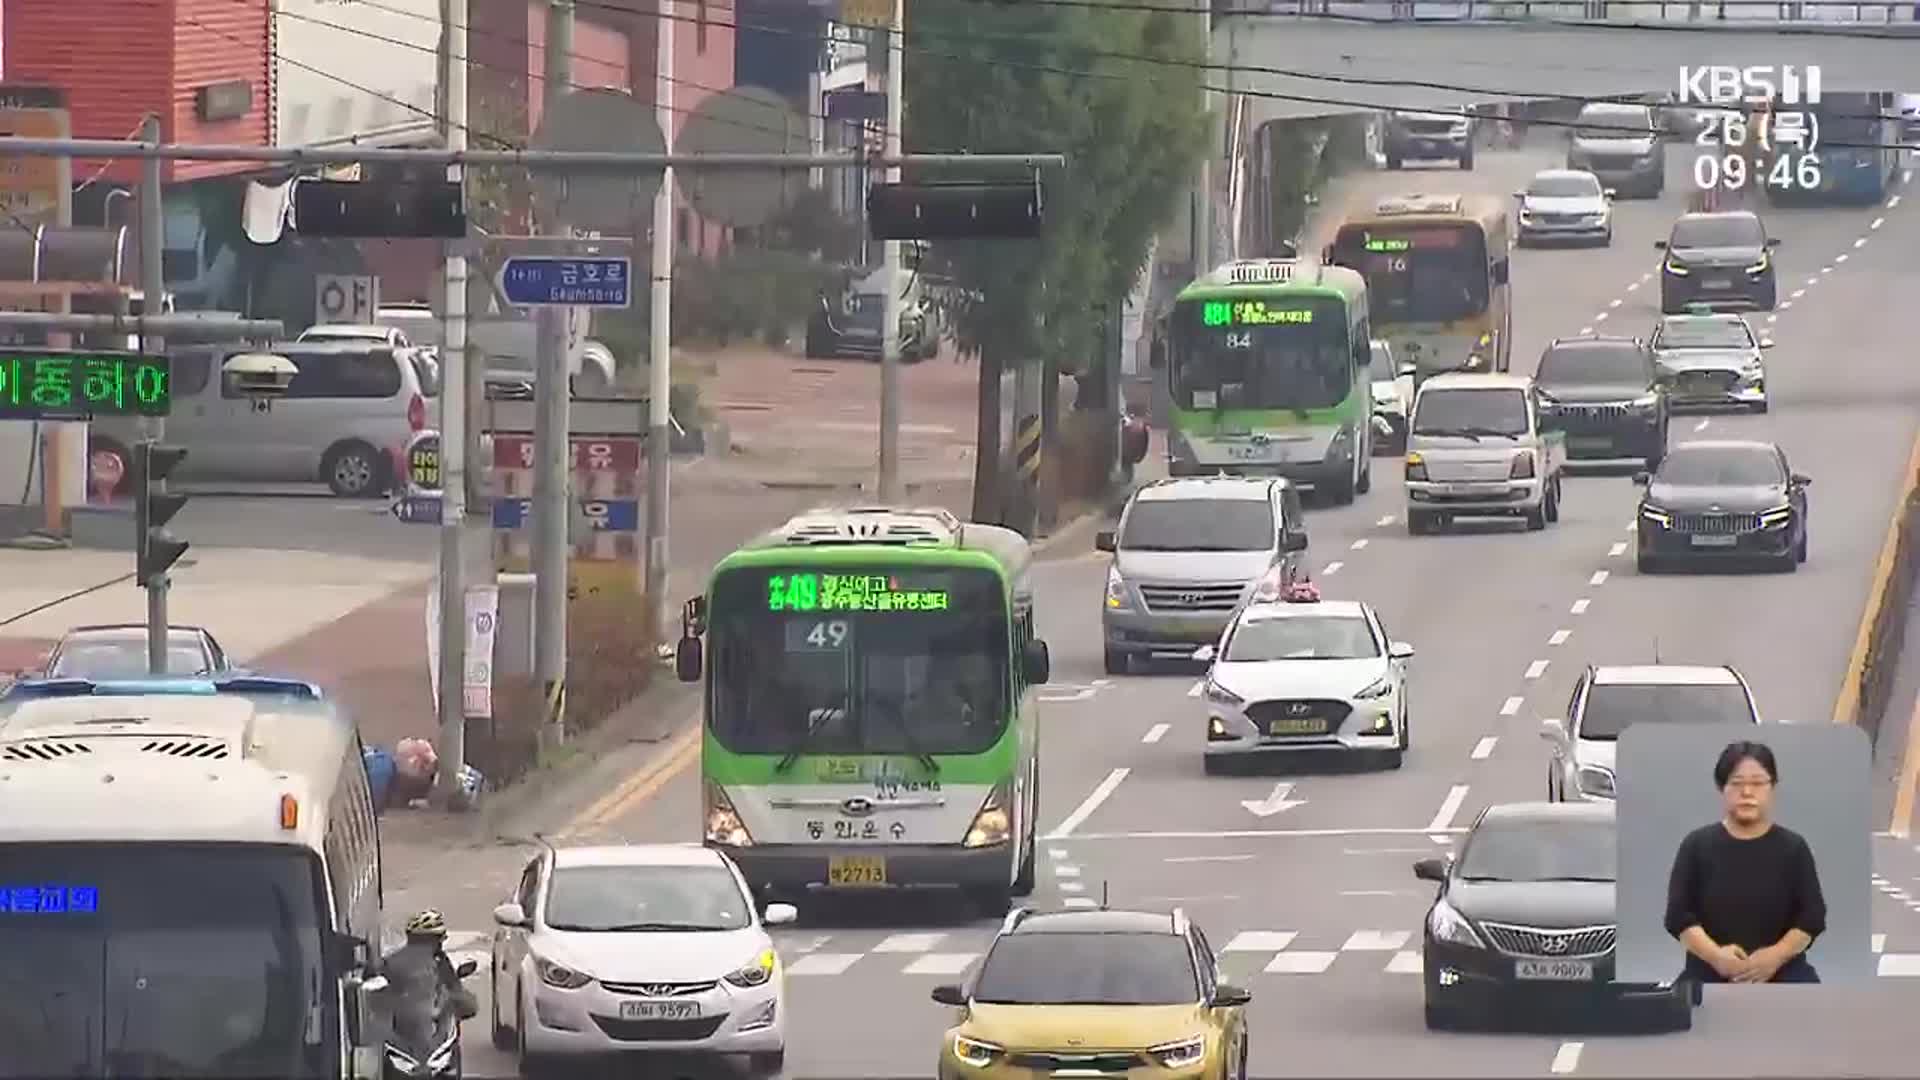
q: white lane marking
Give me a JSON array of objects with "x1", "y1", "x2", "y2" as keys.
[
  {"x1": 1266, "y1": 951, "x2": 1339, "y2": 974},
  {"x1": 1500, "y1": 696, "x2": 1524, "y2": 716},
  {"x1": 1429, "y1": 834, "x2": 1452, "y2": 844},
  {"x1": 1578, "y1": 325, "x2": 1595, "y2": 335},
  {"x1": 1225, "y1": 930, "x2": 1299, "y2": 952},
  {"x1": 903, "y1": 953, "x2": 979, "y2": 976},
  {"x1": 1805, "y1": 276, "x2": 1819, "y2": 286},
  {"x1": 1594, "y1": 311, "x2": 1609, "y2": 322},
  {"x1": 1057, "y1": 881, "x2": 1085, "y2": 892},
  {"x1": 1166, "y1": 854, "x2": 1253, "y2": 864},
  {"x1": 1693, "y1": 418, "x2": 1710, "y2": 431},
  {"x1": 1350, "y1": 538, "x2": 1369, "y2": 551},
  {"x1": 1549, "y1": 629, "x2": 1571, "y2": 646},
  {"x1": 1571, "y1": 598, "x2": 1591, "y2": 615},
  {"x1": 1047, "y1": 768, "x2": 1129, "y2": 839},
  {"x1": 1188, "y1": 681, "x2": 1204, "y2": 698},
  {"x1": 1322, "y1": 561, "x2": 1344, "y2": 576},
  {"x1": 1893, "y1": 192, "x2": 1905, "y2": 206},
  {"x1": 1874, "y1": 933, "x2": 1886, "y2": 953},
  {"x1": 788, "y1": 953, "x2": 864, "y2": 976},
  {"x1": 1876, "y1": 955, "x2": 1920, "y2": 976},
  {"x1": 1624, "y1": 520, "x2": 1636, "y2": 531},
  {"x1": 1048, "y1": 847, "x2": 1069, "y2": 860},
  {"x1": 1821, "y1": 266, "x2": 1833, "y2": 275},
  {"x1": 1386, "y1": 951, "x2": 1424, "y2": 974},
  {"x1": 1781, "y1": 300, "x2": 1794, "y2": 310},
  {"x1": 1766, "y1": 313, "x2": 1778, "y2": 323},
  {"x1": 1640, "y1": 271, "x2": 1653, "y2": 281},
  {"x1": 1871, "y1": 216, "x2": 1885, "y2": 230},
  {"x1": 1589, "y1": 570, "x2": 1610, "y2": 586},
  {"x1": 1340, "y1": 889, "x2": 1405, "y2": 896},
  {"x1": 1525, "y1": 659, "x2": 1550, "y2": 680},
  {"x1": 1853, "y1": 237, "x2": 1867, "y2": 249},
  {"x1": 1343, "y1": 930, "x2": 1411, "y2": 951},
  {"x1": 1471, "y1": 736, "x2": 1498, "y2": 760},
  {"x1": 1054, "y1": 864, "x2": 1082, "y2": 878},
  {"x1": 1065, "y1": 827, "x2": 1471, "y2": 840},
  {"x1": 1626, "y1": 281, "x2": 1640, "y2": 292},
  {"x1": 874, "y1": 932, "x2": 947, "y2": 953},
  {"x1": 1607, "y1": 542, "x2": 1626, "y2": 557},
  {"x1": 1790, "y1": 288, "x2": 1807, "y2": 299},
  {"x1": 1608, "y1": 298, "x2": 1623, "y2": 309},
  {"x1": 1426, "y1": 784, "x2": 1471, "y2": 833},
  {"x1": 1551, "y1": 1042, "x2": 1585, "y2": 1074},
  {"x1": 1376, "y1": 514, "x2": 1395, "y2": 527},
  {"x1": 1063, "y1": 897, "x2": 1096, "y2": 908},
  {"x1": 1344, "y1": 847, "x2": 1436, "y2": 855},
  {"x1": 1142, "y1": 723, "x2": 1170, "y2": 744}
]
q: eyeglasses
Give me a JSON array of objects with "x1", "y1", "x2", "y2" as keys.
[{"x1": 1725, "y1": 778, "x2": 1773, "y2": 791}]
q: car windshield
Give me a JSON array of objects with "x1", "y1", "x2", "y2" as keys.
[
  {"x1": 1656, "y1": 320, "x2": 1754, "y2": 350},
  {"x1": 1528, "y1": 174, "x2": 1601, "y2": 198},
  {"x1": 1330, "y1": 223, "x2": 1490, "y2": 325},
  {"x1": 543, "y1": 865, "x2": 750, "y2": 932},
  {"x1": 1670, "y1": 216, "x2": 1764, "y2": 249},
  {"x1": 971, "y1": 933, "x2": 1198, "y2": 1006},
  {"x1": 1368, "y1": 342, "x2": 1398, "y2": 381},
  {"x1": 1457, "y1": 819, "x2": 1616, "y2": 881},
  {"x1": 49, "y1": 640, "x2": 211, "y2": 678},
  {"x1": 1537, "y1": 345, "x2": 1650, "y2": 386},
  {"x1": 0, "y1": 843, "x2": 332, "y2": 1079},
  {"x1": 1410, "y1": 388, "x2": 1529, "y2": 437},
  {"x1": 1120, "y1": 499, "x2": 1274, "y2": 552},
  {"x1": 705, "y1": 566, "x2": 1011, "y2": 757},
  {"x1": 1224, "y1": 615, "x2": 1379, "y2": 661},
  {"x1": 1655, "y1": 446, "x2": 1785, "y2": 486},
  {"x1": 1169, "y1": 296, "x2": 1354, "y2": 412},
  {"x1": 1577, "y1": 682, "x2": 1754, "y2": 739},
  {"x1": 1576, "y1": 106, "x2": 1653, "y2": 137}
]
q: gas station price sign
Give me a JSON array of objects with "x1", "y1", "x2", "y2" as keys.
[
  {"x1": 765, "y1": 572, "x2": 952, "y2": 613},
  {"x1": 0, "y1": 351, "x2": 170, "y2": 420}
]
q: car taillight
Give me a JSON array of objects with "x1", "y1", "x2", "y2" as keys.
[{"x1": 407, "y1": 393, "x2": 426, "y2": 431}]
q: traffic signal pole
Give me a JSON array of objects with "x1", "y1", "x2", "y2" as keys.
[
  {"x1": 876, "y1": 0, "x2": 906, "y2": 502},
  {"x1": 139, "y1": 115, "x2": 170, "y2": 675}
]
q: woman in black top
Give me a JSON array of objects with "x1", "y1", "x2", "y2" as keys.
[{"x1": 1664, "y1": 740, "x2": 1826, "y2": 983}]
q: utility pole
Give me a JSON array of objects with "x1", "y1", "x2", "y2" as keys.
[
  {"x1": 138, "y1": 114, "x2": 170, "y2": 673},
  {"x1": 643, "y1": 0, "x2": 675, "y2": 644},
  {"x1": 1192, "y1": 0, "x2": 1214, "y2": 276},
  {"x1": 434, "y1": 0, "x2": 472, "y2": 802},
  {"x1": 875, "y1": 0, "x2": 906, "y2": 502},
  {"x1": 532, "y1": 0, "x2": 576, "y2": 747}
]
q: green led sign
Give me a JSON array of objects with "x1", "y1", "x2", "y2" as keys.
[
  {"x1": 766, "y1": 572, "x2": 951, "y2": 613},
  {"x1": 0, "y1": 352, "x2": 170, "y2": 420},
  {"x1": 1363, "y1": 238, "x2": 1412, "y2": 252},
  {"x1": 1200, "y1": 300, "x2": 1316, "y2": 328}
]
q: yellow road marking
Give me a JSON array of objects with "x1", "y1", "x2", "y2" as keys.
[{"x1": 559, "y1": 719, "x2": 702, "y2": 837}]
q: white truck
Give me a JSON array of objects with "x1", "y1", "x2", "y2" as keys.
[{"x1": 1402, "y1": 371, "x2": 1567, "y2": 535}]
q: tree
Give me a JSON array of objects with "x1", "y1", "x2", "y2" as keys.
[{"x1": 905, "y1": 5, "x2": 1207, "y2": 521}]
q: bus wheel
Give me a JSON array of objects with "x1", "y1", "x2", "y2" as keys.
[
  {"x1": 1356, "y1": 454, "x2": 1372, "y2": 495},
  {"x1": 1013, "y1": 835, "x2": 1036, "y2": 897},
  {"x1": 967, "y1": 883, "x2": 1013, "y2": 917},
  {"x1": 1322, "y1": 469, "x2": 1356, "y2": 506}
]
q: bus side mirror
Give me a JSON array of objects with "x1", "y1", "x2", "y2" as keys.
[
  {"x1": 1149, "y1": 338, "x2": 1166, "y2": 370},
  {"x1": 676, "y1": 637, "x2": 704, "y2": 683},
  {"x1": 1023, "y1": 639, "x2": 1051, "y2": 685},
  {"x1": 1320, "y1": 245, "x2": 1333, "y2": 263},
  {"x1": 1492, "y1": 259, "x2": 1509, "y2": 286},
  {"x1": 683, "y1": 595, "x2": 708, "y2": 635}
]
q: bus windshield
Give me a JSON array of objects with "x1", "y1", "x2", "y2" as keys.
[
  {"x1": 0, "y1": 843, "x2": 333, "y2": 1079},
  {"x1": 1330, "y1": 223, "x2": 1489, "y2": 325},
  {"x1": 1170, "y1": 295, "x2": 1352, "y2": 412},
  {"x1": 707, "y1": 565, "x2": 1012, "y2": 757}
]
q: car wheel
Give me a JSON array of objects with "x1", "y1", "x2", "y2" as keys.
[
  {"x1": 966, "y1": 883, "x2": 1013, "y2": 918},
  {"x1": 1322, "y1": 466, "x2": 1356, "y2": 506},
  {"x1": 1637, "y1": 552, "x2": 1659, "y2": 574},
  {"x1": 1012, "y1": 810, "x2": 1037, "y2": 897},
  {"x1": 1383, "y1": 747, "x2": 1405, "y2": 770},
  {"x1": 1459, "y1": 148, "x2": 1475, "y2": 171},
  {"x1": 1424, "y1": 1000, "x2": 1464, "y2": 1031},
  {"x1": 1774, "y1": 550, "x2": 1799, "y2": 573},
  {"x1": 489, "y1": 969, "x2": 514, "y2": 1050},
  {"x1": 1103, "y1": 647, "x2": 1129, "y2": 675},
  {"x1": 747, "y1": 1049, "x2": 786, "y2": 1075},
  {"x1": 322, "y1": 440, "x2": 385, "y2": 498},
  {"x1": 1548, "y1": 767, "x2": 1559, "y2": 801},
  {"x1": 516, "y1": 988, "x2": 551, "y2": 1079},
  {"x1": 1203, "y1": 755, "x2": 1232, "y2": 776},
  {"x1": 1524, "y1": 503, "x2": 1547, "y2": 531},
  {"x1": 1385, "y1": 152, "x2": 1403, "y2": 170},
  {"x1": 1795, "y1": 529, "x2": 1808, "y2": 564},
  {"x1": 1601, "y1": 228, "x2": 1614, "y2": 247},
  {"x1": 1236, "y1": 1034, "x2": 1250, "y2": 1080},
  {"x1": 1357, "y1": 453, "x2": 1372, "y2": 495},
  {"x1": 1406, "y1": 511, "x2": 1429, "y2": 536},
  {"x1": 1398, "y1": 707, "x2": 1410, "y2": 752},
  {"x1": 1544, "y1": 478, "x2": 1561, "y2": 523},
  {"x1": 1752, "y1": 399, "x2": 1769, "y2": 414}
]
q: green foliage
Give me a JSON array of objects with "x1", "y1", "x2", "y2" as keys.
[{"x1": 905, "y1": 6, "x2": 1208, "y2": 370}]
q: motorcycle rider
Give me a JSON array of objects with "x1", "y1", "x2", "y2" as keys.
[{"x1": 381, "y1": 909, "x2": 478, "y2": 1051}]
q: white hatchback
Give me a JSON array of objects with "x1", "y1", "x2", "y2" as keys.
[{"x1": 489, "y1": 843, "x2": 796, "y2": 1076}]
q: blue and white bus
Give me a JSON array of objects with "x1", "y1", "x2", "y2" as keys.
[{"x1": 1766, "y1": 92, "x2": 1900, "y2": 206}]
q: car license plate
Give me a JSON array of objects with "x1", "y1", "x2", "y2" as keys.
[
  {"x1": 1691, "y1": 533, "x2": 1738, "y2": 547},
  {"x1": 1266, "y1": 717, "x2": 1327, "y2": 735},
  {"x1": 827, "y1": 855, "x2": 887, "y2": 886},
  {"x1": 619, "y1": 998, "x2": 702, "y2": 1021},
  {"x1": 1569, "y1": 436, "x2": 1613, "y2": 451},
  {"x1": 1516, "y1": 959, "x2": 1594, "y2": 981},
  {"x1": 1701, "y1": 279, "x2": 1733, "y2": 290}
]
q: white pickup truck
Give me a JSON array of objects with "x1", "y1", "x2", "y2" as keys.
[{"x1": 1403, "y1": 372, "x2": 1567, "y2": 535}]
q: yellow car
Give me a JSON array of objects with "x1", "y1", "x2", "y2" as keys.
[{"x1": 931, "y1": 907, "x2": 1252, "y2": 1079}]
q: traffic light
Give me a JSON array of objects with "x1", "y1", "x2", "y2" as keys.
[
  {"x1": 866, "y1": 181, "x2": 1044, "y2": 240},
  {"x1": 293, "y1": 179, "x2": 468, "y2": 239},
  {"x1": 133, "y1": 441, "x2": 189, "y2": 587}
]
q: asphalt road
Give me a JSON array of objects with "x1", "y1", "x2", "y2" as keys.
[{"x1": 412, "y1": 145, "x2": 1920, "y2": 1078}]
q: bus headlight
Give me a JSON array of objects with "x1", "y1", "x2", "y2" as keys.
[
  {"x1": 964, "y1": 782, "x2": 1012, "y2": 848},
  {"x1": 705, "y1": 781, "x2": 754, "y2": 847}
]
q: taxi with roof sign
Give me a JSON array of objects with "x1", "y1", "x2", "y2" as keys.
[
  {"x1": 1193, "y1": 584, "x2": 1414, "y2": 772},
  {"x1": 1647, "y1": 305, "x2": 1771, "y2": 412}
]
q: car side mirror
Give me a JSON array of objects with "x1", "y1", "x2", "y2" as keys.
[
  {"x1": 1191, "y1": 644, "x2": 1216, "y2": 663},
  {"x1": 1653, "y1": 239, "x2": 1668, "y2": 250},
  {"x1": 1210, "y1": 983, "x2": 1253, "y2": 1007},
  {"x1": 1631, "y1": 470, "x2": 1649, "y2": 485},
  {"x1": 493, "y1": 902, "x2": 529, "y2": 928},
  {"x1": 676, "y1": 637, "x2": 704, "y2": 683},
  {"x1": 1095, "y1": 530, "x2": 1117, "y2": 552},
  {"x1": 455, "y1": 959, "x2": 479, "y2": 979},
  {"x1": 1791, "y1": 473, "x2": 1811, "y2": 487},
  {"x1": 1540, "y1": 717, "x2": 1567, "y2": 742},
  {"x1": 1413, "y1": 857, "x2": 1448, "y2": 883},
  {"x1": 1603, "y1": 188, "x2": 1617, "y2": 199},
  {"x1": 1759, "y1": 339, "x2": 1775, "y2": 349},
  {"x1": 1320, "y1": 245, "x2": 1334, "y2": 263},
  {"x1": 1767, "y1": 237, "x2": 1780, "y2": 248},
  {"x1": 1511, "y1": 190, "x2": 1525, "y2": 199},
  {"x1": 1389, "y1": 641, "x2": 1415, "y2": 660},
  {"x1": 1282, "y1": 530, "x2": 1308, "y2": 553},
  {"x1": 763, "y1": 902, "x2": 799, "y2": 926},
  {"x1": 1023, "y1": 639, "x2": 1051, "y2": 685},
  {"x1": 930, "y1": 983, "x2": 968, "y2": 1007},
  {"x1": 1397, "y1": 362, "x2": 1417, "y2": 378}
]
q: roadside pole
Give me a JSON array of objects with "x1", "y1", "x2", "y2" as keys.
[
  {"x1": 433, "y1": 0, "x2": 472, "y2": 802},
  {"x1": 875, "y1": 0, "x2": 906, "y2": 502},
  {"x1": 138, "y1": 114, "x2": 169, "y2": 674},
  {"x1": 643, "y1": 0, "x2": 676, "y2": 644},
  {"x1": 532, "y1": 0, "x2": 577, "y2": 749}
]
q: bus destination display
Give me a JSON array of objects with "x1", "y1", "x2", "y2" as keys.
[
  {"x1": 1200, "y1": 300, "x2": 1316, "y2": 327},
  {"x1": 1359, "y1": 229, "x2": 1463, "y2": 252},
  {"x1": 0, "y1": 351, "x2": 170, "y2": 420},
  {"x1": 766, "y1": 572, "x2": 952, "y2": 613},
  {"x1": 0, "y1": 883, "x2": 100, "y2": 913}
]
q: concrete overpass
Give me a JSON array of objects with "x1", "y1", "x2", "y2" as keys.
[{"x1": 1214, "y1": 1, "x2": 1920, "y2": 122}]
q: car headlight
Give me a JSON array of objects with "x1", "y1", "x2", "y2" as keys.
[
  {"x1": 1204, "y1": 677, "x2": 1244, "y2": 707},
  {"x1": 1664, "y1": 259, "x2": 1689, "y2": 276},
  {"x1": 384, "y1": 1045, "x2": 419, "y2": 1070},
  {"x1": 953, "y1": 1033, "x2": 1001, "y2": 1068},
  {"x1": 1353, "y1": 676, "x2": 1392, "y2": 700},
  {"x1": 705, "y1": 781, "x2": 753, "y2": 847},
  {"x1": 1631, "y1": 393, "x2": 1659, "y2": 410},
  {"x1": 1576, "y1": 765, "x2": 1616, "y2": 798},
  {"x1": 1640, "y1": 503, "x2": 1671, "y2": 526},
  {"x1": 725, "y1": 948, "x2": 777, "y2": 988},
  {"x1": 1105, "y1": 565, "x2": 1132, "y2": 611},
  {"x1": 1149, "y1": 1035, "x2": 1208, "y2": 1069},
  {"x1": 534, "y1": 955, "x2": 593, "y2": 990},
  {"x1": 964, "y1": 782, "x2": 1012, "y2": 848},
  {"x1": 1759, "y1": 504, "x2": 1793, "y2": 527},
  {"x1": 1746, "y1": 253, "x2": 1770, "y2": 274},
  {"x1": 1428, "y1": 898, "x2": 1485, "y2": 948},
  {"x1": 426, "y1": 1040, "x2": 458, "y2": 1071},
  {"x1": 1405, "y1": 451, "x2": 1428, "y2": 482}
]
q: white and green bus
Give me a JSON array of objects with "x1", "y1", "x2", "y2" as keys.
[
  {"x1": 674, "y1": 505, "x2": 1050, "y2": 916},
  {"x1": 1151, "y1": 257, "x2": 1376, "y2": 503}
]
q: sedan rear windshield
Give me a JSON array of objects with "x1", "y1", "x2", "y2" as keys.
[
  {"x1": 972, "y1": 933, "x2": 1198, "y2": 1006},
  {"x1": 1578, "y1": 683, "x2": 1754, "y2": 739}
]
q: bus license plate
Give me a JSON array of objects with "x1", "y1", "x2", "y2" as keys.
[
  {"x1": 828, "y1": 856, "x2": 887, "y2": 886},
  {"x1": 1516, "y1": 959, "x2": 1593, "y2": 981},
  {"x1": 620, "y1": 999, "x2": 702, "y2": 1021}
]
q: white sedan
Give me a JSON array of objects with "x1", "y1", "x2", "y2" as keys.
[
  {"x1": 1196, "y1": 594, "x2": 1415, "y2": 772},
  {"x1": 489, "y1": 843, "x2": 795, "y2": 1077}
]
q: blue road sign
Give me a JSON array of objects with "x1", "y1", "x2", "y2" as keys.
[
  {"x1": 391, "y1": 494, "x2": 442, "y2": 524},
  {"x1": 499, "y1": 256, "x2": 633, "y2": 308},
  {"x1": 492, "y1": 497, "x2": 640, "y2": 532}
]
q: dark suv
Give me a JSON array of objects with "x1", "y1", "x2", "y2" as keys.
[
  {"x1": 1534, "y1": 337, "x2": 1668, "y2": 469},
  {"x1": 1384, "y1": 108, "x2": 1474, "y2": 170},
  {"x1": 1657, "y1": 211, "x2": 1778, "y2": 314}
]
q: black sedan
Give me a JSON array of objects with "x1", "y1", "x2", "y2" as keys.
[
  {"x1": 1634, "y1": 439, "x2": 1809, "y2": 573},
  {"x1": 1534, "y1": 336, "x2": 1668, "y2": 469},
  {"x1": 1416, "y1": 802, "x2": 1681, "y2": 1030},
  {"x1": 1657, "y1": 211, "x2": 1779, "y2": 314}
]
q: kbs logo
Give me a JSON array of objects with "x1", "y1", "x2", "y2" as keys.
[{"x1": 1677, "y1": 65, "x2": 1823, "y2": 107}]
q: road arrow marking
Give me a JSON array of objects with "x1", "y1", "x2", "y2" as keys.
[{"x1": 1240, "y1": 782, "x2": 1307, "y2": 817}]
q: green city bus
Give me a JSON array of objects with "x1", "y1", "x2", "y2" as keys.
[
  {"x1": 1152, "y1": 257, "x2": 1376, "y2": 503},
  {"x1": 673, "y1": 505, "x2": 1050, "y2": 916}
]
